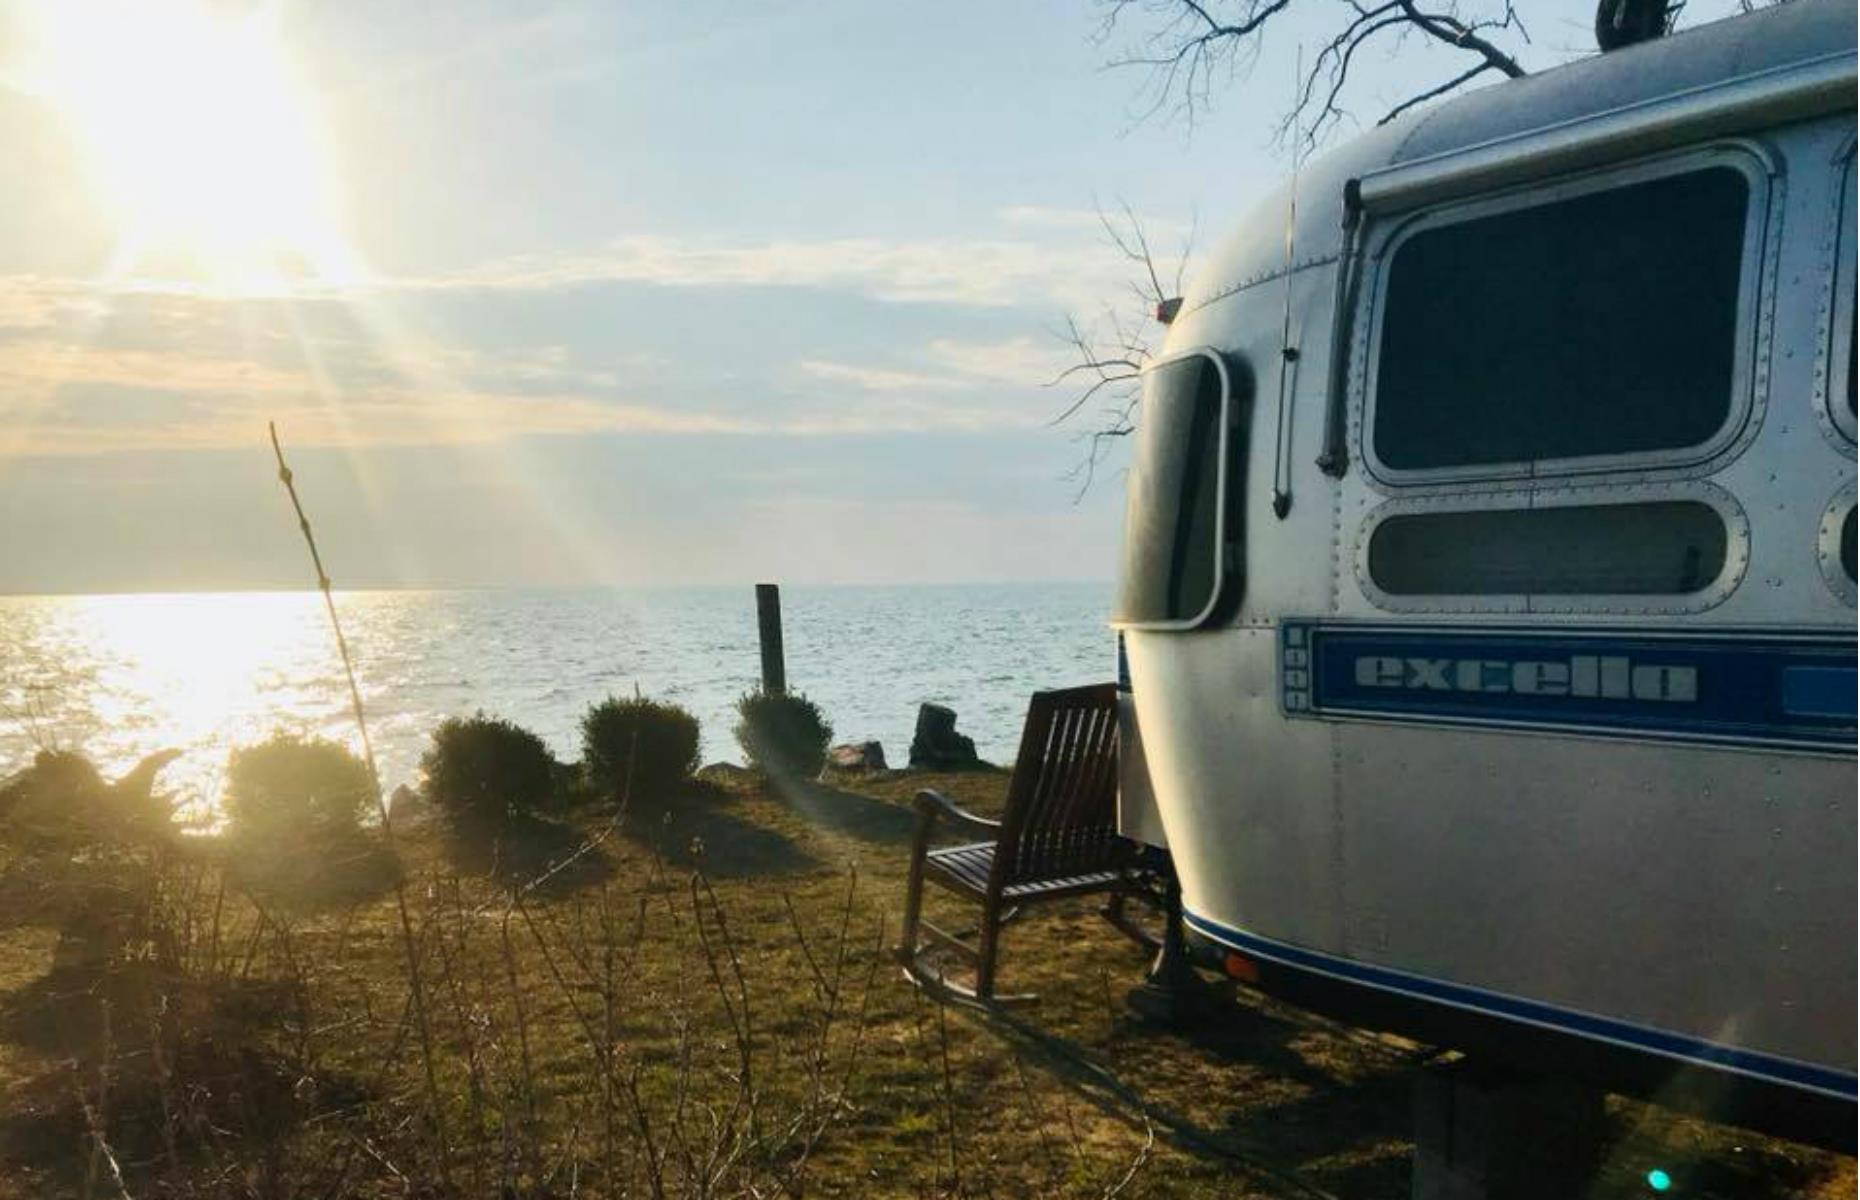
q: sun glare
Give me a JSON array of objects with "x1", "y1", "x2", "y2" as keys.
[{"x1": 26, "y1": 2, "x2": 353, "y2": 291}]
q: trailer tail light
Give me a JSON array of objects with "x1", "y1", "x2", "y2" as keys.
[{"x1": 1223, "y1": 952, "x2": 1259, "y2": 983}]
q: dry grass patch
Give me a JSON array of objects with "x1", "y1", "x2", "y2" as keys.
[{"x1": 0, "y1": 766, "x2": 1845, "y2": 1198}]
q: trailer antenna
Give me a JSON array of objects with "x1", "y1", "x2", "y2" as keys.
[{"x1": 1269, "y1": 47, "x2": 1304, "y2": 520}]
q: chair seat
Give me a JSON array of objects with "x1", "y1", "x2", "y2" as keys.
[{"x1": 925, "y1": 842, "x2": 1127, "y2": 901}]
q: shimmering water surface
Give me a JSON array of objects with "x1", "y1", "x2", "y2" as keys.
[{"x1": 0, "y1": 584, "x2": 1113, "y2": 816}]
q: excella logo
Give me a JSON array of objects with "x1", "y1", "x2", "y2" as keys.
[
  {"x1": 1284, "y1": 622, "x2": 1850, "y2": 750},
  {"x1": 1352, "y1": 654, "x2": 1700, "y2": 703}
]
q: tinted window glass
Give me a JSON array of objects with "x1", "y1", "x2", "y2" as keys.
[
  {"x1": 1368, "y1": 502, "x2": 1727, "y2": 596},
  {"x1": 1375, "y1": 167, "x2": 1749, "y2": 472},
  {"x1": 1113, "y1": 356, "x2": 1225, "y2": 625}
]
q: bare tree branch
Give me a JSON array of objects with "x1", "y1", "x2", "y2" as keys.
[
  {"x1": 1051, "y1": 205, "x2": 1192, "y2": 499},
  {"x1": 1376, "y1": 59, "x2": 1501, "y2": 125},
  {"x1": 1101, "y1": 0, "x2": 1534, "y2": 140},
  {"x1": 1395, "y1": 0, "x2": 1527, "y2": 77},
  {"x1": 1056, "y1": 0, "x2": 1756, "y2": 497}
]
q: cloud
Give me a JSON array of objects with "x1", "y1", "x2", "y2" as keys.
[
  {"x1": 796, "y1": 359, "x2": 967, "y2": 393},
  {"x1": 0, "y1": 340, "x2": 314, "y2": 400},
  {"x1": 0, "y1": 328, "x2": 1056, "y2": 457},
  {"x1": 925, "y1": 336, "x2": 1070, "y2": 387},
  {"x1": 416, "y1": 233, "x2": 1114, "y2": 309},
  {"x1": 4, "y1": 385, "x2": 755, "y2": 458},
  {"x1": 0, "y1": 328, "x2": 756, "y2": 457},
  {"x1": 0, "y1": 197, "x2": 1175, "y2": 459},
  {"x1": 0, "y1": 200, "x2": 1191, "y2": 318},
  {"x1": 790, "y1": 336, "x2": 1073, "y2": 404},
  {"x1": 997, "y1": 204, "x2": 1189, "y2": 237},
  {"x1": 0, "y1": 277, "x2": 113, "y2": 331},
  {"x1": 773, "y1": 396, "x2": 1038, "y2": 435},
  {"x1": 408, "y1": 203, "x2": 1191, "y2": 312},
  {"x1": 6, "y1": 381, "x2": 754, "y2": 457}
]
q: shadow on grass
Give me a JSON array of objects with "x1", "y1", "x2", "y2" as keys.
[
  {"x1": 966, "y1": 983, "x2": 1840, "y2": 1200},
  {"x1": 0, "y1": 959, "x2": 278, "y2": 1057},
  {"x1": 444, "y1": 810, "x2": 618, "y2": 899},
  {"x1": 622, "y1": 794, "x2": 819, "y2": 880},
  {"x1": 225, "y1": 830, "x2": 402, "y2": 916},
  {"x1": 950, "y1": 980, "x2": 1420, "y2": 1200},
  {"x1": 0, "y1": 960, "x2": 372, "y2": 1190},
  {"x1": 764, "y1": 778, "x2": 919, "y2": 845}
]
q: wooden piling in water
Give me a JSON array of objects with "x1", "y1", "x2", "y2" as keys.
[{"x1": 756, "y1": 583, "x2": 786, "y2": 694}]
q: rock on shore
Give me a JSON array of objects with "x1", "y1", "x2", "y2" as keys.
[{"x1": 908, "y1": 704, "x2": 982, "y2": 771}]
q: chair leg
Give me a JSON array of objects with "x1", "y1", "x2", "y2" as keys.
[
  {"x1": 975, "y1": 898, "x2": 1002, "y2": 1000},
  {"x1": 901, "y1": 894, "x2": 1038, "y2": 1008},
  {"x1": 1102, "y1": 882, "x2": 1163, "y2": 953},
  {"x1": 897, "y1": 839, "x2": 929, "y2": 966}
]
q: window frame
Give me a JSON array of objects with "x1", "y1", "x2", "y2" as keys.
[
  {"x1": 1357, "y1": 144, "x2": 1774, "y2": 489},
  {"x1": 1816, "y1": 481, "x2": 1855, "y2": 607},
  {"x1": 1109, "y1": 347, "x2": 1236, "y2": 632},
  {"x1": 1352, "y1": 482, "x2": 1751, "y2": 617},
  {"x1": 1816, "y1": 142, "x2": 1855, "y2": 446}
]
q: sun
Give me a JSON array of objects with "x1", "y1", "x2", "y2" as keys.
[{"x1": 24, "y1": 2, "x2": 353, "y2": 291}]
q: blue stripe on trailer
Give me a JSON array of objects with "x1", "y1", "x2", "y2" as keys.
[
  {"x1": 1781, "y1": 666, "x2": 1859, "y2": 719},
  {"x1": 1184, "y1": 910, "x2": 1858, "y2": 1101},
  {"x1": 1279, "y1": 623, "x2": 1857, "y2": 754}
]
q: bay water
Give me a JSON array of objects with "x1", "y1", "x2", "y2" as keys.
[{"x1": 0, "y1": 583, "x2": 1113, "y2": 820}]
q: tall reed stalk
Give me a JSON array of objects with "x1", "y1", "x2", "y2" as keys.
[{"x1": 266, "y1": 423, "x2": 453, "y2": 1183}]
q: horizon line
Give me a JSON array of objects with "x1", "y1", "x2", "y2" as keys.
[{"x1": 0, "y1": 578, "x2": 1116, "y2": 601}]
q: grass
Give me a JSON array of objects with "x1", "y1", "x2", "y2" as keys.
[{"x1": 0, "y1": 764, "x2": 1849, "y2": 1198}]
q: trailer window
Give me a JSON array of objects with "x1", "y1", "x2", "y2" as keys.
[
  {"x1": 1113, "y1": 352, "x2": 1229, "y2": 627},
  {"x1": 1368, "y1": 502, "x2": 1727, "y2": 596},
  {"x1": 1830, "y1": 152, "x2": 1856, "y2": 441},
  {"x1": 1372, "y1": 165, "x2": 1751, "y2": 474}
]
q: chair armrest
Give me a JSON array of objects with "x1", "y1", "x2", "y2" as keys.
[{"x1": 913, "y1": 789, "x2": 1000, "y2": 838}]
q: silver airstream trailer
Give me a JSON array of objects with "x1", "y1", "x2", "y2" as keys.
[{"x1": 1114, "y1": 0, "x2": 1856, "y2": 1145}]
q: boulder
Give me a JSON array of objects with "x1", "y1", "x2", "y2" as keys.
[
  {"x1": 909, "y1": 704, "x2": 982, "y2": 771},
  {"x1": 827, "y1": 741, "x2": 887, "y2": 772},
  {"x1": 387, "y1": 784, "x2": 432, "y2": 829},
  {"x1": 697, "y1": 762, "x2": 754, "y2": 786}
]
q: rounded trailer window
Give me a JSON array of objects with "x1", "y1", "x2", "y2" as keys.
[{"x1": 1112, "y1": 351, "x2": 1233, "y2": 629}]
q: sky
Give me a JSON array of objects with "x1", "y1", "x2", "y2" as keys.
[{"x1": 0, "y1": 0, "x2": 1754, "y2": 593}]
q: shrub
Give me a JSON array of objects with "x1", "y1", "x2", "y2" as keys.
[
  {"x1": 0, "y1": 750, "x2": 107, "y2": 848},
  {"x1": 421, "y1": 712, "x2": 557, "y2": 824},
  {"x1": 580, "y1": 696, "x2": 701, "y2": 804},
  {"x1": 0, "y1": 749, "x2": 183, "y2": 961},
  {"x1": 224, "y1": 733, "x2": 373, "y2": 845},
  {"x1": 734, "y1": 690, "x2": 832, "y2": 781}
]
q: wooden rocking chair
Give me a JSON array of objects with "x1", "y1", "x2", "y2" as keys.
[{"x1": 896, "y1": 682, "x2": 1160, "y2": 1004}]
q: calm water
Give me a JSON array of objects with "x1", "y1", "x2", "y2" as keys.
[{"x1": 0, "y1": 584, "x2": 1113, "y2": 817}]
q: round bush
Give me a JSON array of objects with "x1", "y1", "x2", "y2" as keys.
[
  {"x1": 0, "y1": 749, "x2": 174, "y2": 850},
  {"x1": 225, "y1": 733, "x2": 373, "y2": 844},
  {"x1": 421, "y1": 712, "x2": 558, "y2": 824},
  {"x1": 734, "y1": 690, "x2": 832, "y2": 781},
  {"x1": 580, "y1": 696, "x2": 701, "y2": 804}
]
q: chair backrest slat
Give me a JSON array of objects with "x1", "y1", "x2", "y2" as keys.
[
  {"x1": 989, "y1": 683, "x2": 1121, "y2": 893},
  {"x1": 1043, "y1": 704, "x2": 1095, "y2": 864}
]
